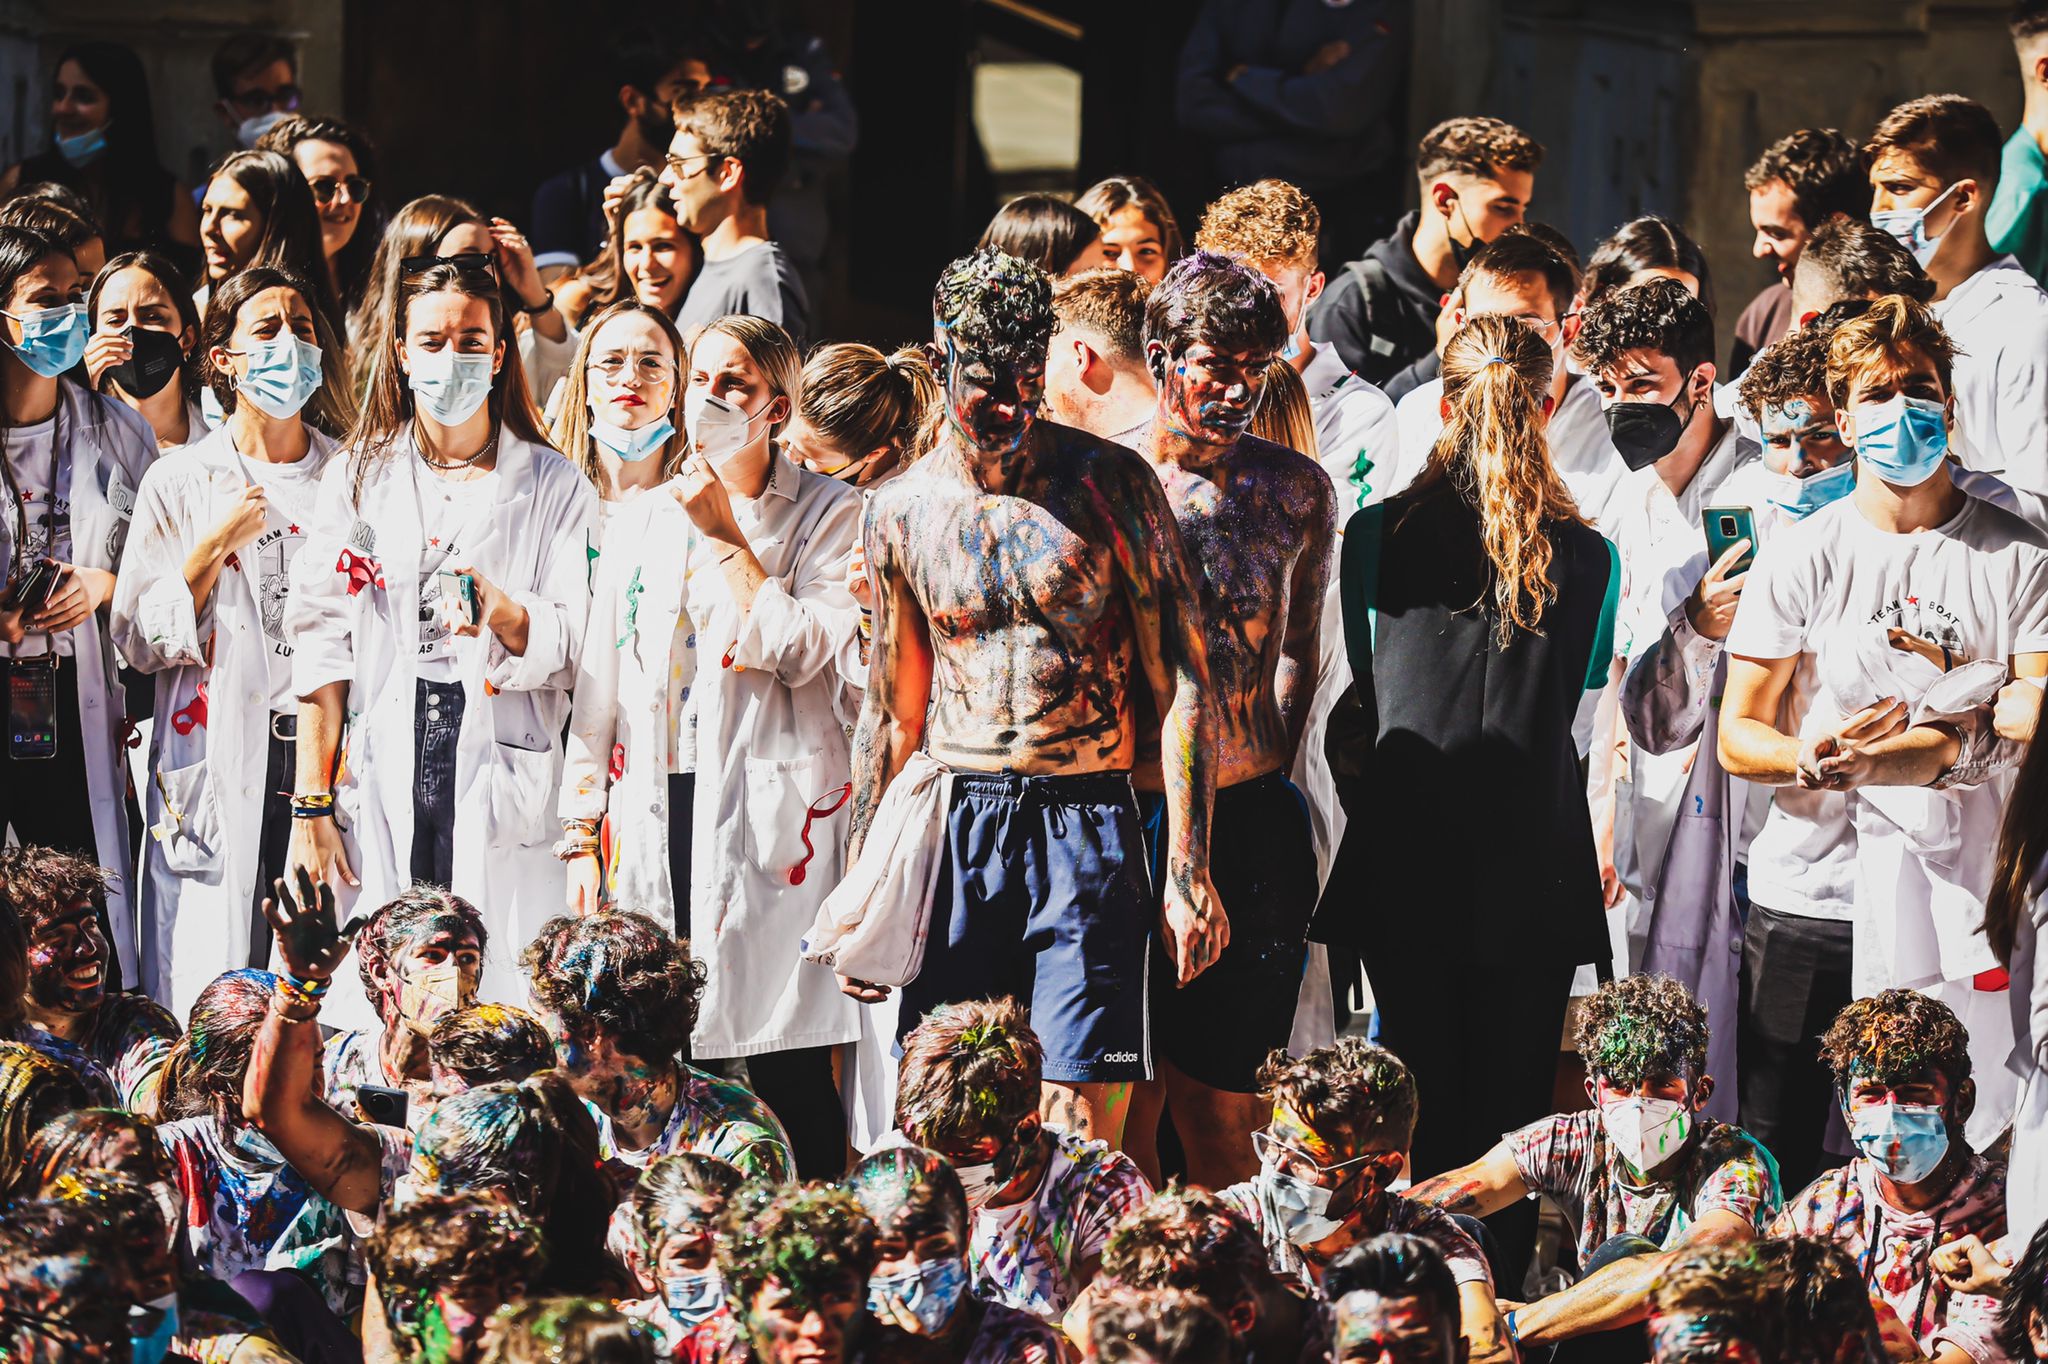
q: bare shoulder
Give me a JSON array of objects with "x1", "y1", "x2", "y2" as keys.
[
  {"x1": 1236, "y1": 433, "x2": 1334, "y2": 492},
  {"x1": 1041, "y1": 420, "x2": 1161, "y2": 505}
]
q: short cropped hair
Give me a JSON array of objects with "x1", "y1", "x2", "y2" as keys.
[
  {"x1": 1254, "y1": 1038, "x2": 1417, "y2": 1146},
  {"x1": 1458, "y1": 229, "x2": 1578, "y2": 317},
  {"x1": 1194, "y1": 179, "x2": 1321, "y2": 273},
  {"x1": 1742, "y1": 128, "x2": 1869, "y2": 228},
  {"x1": 211, "y1": 33, "x2": 295, "y2": 99},
  {"x1": 932, "y1": 247, "x2": 1055, "y2": 368},
  {"x1": 896, "y1": 996, "x2": 1042, "y2": 1146},
  {"x1": 2015, "y1": 0, "x2": 2048, "y2": 41},
  {"x1": 1793, "y1": 218, "x2": 1935, "y2": 308},
  {"x1": 429, "y1": 1004, "x2": 555, "y2": 1090},
  {"x1": 1573, "y1": 278, "x2": 1717, "y2": 381},
  {"x1": 1822, "y1": 293, "x2": 1958, "y2": 408},
  {"x1": 1091, "y1": 1287, "x2": 1235, "y2": 1364},
  {"x1": 1737, "y1": 325, "x2": 1834, "y2": 421},
  {"x1": 522, "y1": 912, "x2": 705, "y2": 1063},
  {"x1": 1818, "y1": 988, "x2": 1972, "y2": 1093},
  {"x1": 673, "y1": 88, "x2": 791, "y2": 204},
  {"x1": 1416, "y1": 116, "x2": 1545, "y2": 182},
  {"x1": 1141, "y1": 249, "x2": 1288, "y2": 370},
  {"x1": 716, "y1": 1183, "x2": 878, "y2": 1311},
  {"x1": 1100, "y1": 1185, "x2": 1268, "y2": 1310},
  {"x1": 1052, "y1": 268, "x2": 1151, "y2": 365},
  {"x1": 1324, "y1": 1233, "x2": 1460, "y2": 1330},
  {"x1": 1866, "y1": 94, "x2": 2003, "y2": 188},
  {"x1": 1574, "y1": 974, "x2": 1711, "y2": 1085}
]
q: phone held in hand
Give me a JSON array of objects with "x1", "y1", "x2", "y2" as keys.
[
  {"x1": 433, "y1": 569, "x2": 479, "y2": 626},
  {"x1": 1701, "y1": 505, "x2": 1758, "y2": 576},
  {"x1": 356, "y1": 1084, "x2": 410, "y2": 1129},
  {"x1": 7, "y1": 654, "x2": 58, "y2": 760},
  {"x1": 8, "y1": 558, "x2": 60, "y2": 613}
]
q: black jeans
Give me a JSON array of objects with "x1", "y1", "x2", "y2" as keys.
[
  {"x1": 1738, "y1": 903, "x2": 1853, "y2": 1193},
  {"x1": 736, "y1": 1044, "x2": 846, "y2": 1180},
  {"x1": 666, "y1": 771, "x2": 694, "y2": 937},
  {"x1": 410, "y1": 678, "x2": 465, "y2": 886},
  {"x1": 246, "y1": 722, "x2": 297, "y2": 969}
]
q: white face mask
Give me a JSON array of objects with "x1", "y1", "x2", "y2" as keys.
[
  {"x1": 684, "y1": 385, "x2": 772, "y2": 467},
  {"x1": 1600, "y1": 1095, "x2": 1692, "y2": 1176},
  {"x1": 237, "y1": 109, "x2": 290, "y2": 148}
]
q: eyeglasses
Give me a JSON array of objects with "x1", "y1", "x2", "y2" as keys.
[
  {"x1": 1516, "y1": 313, "x2": 1576, "y2": 341},
  {"x1": 663, "y1": 152, "x2": 723, "y2": 180},
  {"x1": 308, "y1": 174, "x2": 372, "y2": 206},
  {"x1": 588, "y1": 354, "x2": 676, "y2": 384},
  {"x1": 1251, "y1": 1129, "x2": 1400, "y2": 1185},
  {"x1": 789, "y1": 781, "x2": 854, "y2": 886},
  {"x1": 400, "y1": 252, "x2": 496, "y2": 278},
  {"x1": 223, "y1": 85, "x2": 301, "y2": 117}
]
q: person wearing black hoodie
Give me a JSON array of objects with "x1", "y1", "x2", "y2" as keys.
[{"x1": 1307, "y1": 117, "x2": 1541, "y2": 398}]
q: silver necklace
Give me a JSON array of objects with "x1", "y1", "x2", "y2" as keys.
[{"x1": 415, "y1": 423, "x2": 498, "y2": 472}]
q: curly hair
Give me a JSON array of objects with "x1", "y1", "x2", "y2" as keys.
[
  {"x1": 1866, "y1": 94, "x2": 2003, "y2": 189},
  {"x1": 1823, "y1": 293, "x2": 1959, "y2": 410},
  {"x1": 895, "y1": 996, "x2": 1043, "y2": 1146},
  {"x1": 1416, "y1": 116, "x2": 1545, "y2": 182},
  {"x1": 1651, "y1": 1237, "x2": 1882, "y2": 1364},
  {"x1": 1743, "y1": 129, "x2": 1869, "y2": 229},
  {"x1": 476, "y1": 1297, "x2": 659, "y2": 1364},
  {"x1": 1572, "y1": 277, "x2": 1717, "y2": 382},
  {"x1": 429, "y1": 1004, "x2": 556, "y2": 1091},
  {"x1": 1575, "y1": 974, "x2": 1711, "y2": 1085},
  {"x1": 1141, "y1": 249, "x2": 1288, "y2": 372},
  {"x1": 354, "y1": 884, "x2": 486, "y2": 1006},
  {"x1": 1737, "y1": 325, "x2": 1835, "y2": 422},
  {"x1": 1648, "y1": 1240, "x2": 1782, "y2": 1359},
  {"x1": 156, "y1": 968, "x2": 274, "y2": 1131},
  {"x1": 844, "y1": 1144, "x2": 968, "y2": 1246},
  {"x1": 0, "y1": 1043, "x2": 93, "y2": 1186},
  {"x1": 1254, "y1": 1037, "x2": 1417, "y2": 1146},
  {"x1": 17, "y1": 1108, "x2": 171, "y2": 1197},
  {"x1": 627, "y1": 1153, "x2": 744, "y2": 1255},
  {"x1": 673, "y1": 88, "x2": 790, "y2": 204},
  {"x1": 1100, "y1": 1184, "x2": 1267, "y2": 1310},
  {"x1": 716, "y1": 1182, "x2": 879, "y2": 1312},
  {"x1": 1194, "y1": 179, "x2": 1320, "y2": 272},
  {"x1": 1818, "y1": 989, "x2": 1971, "y2": 1093},
  {"x1": 1997, "y1": 1220, "x2": 2048, "y2": 1361},
  {"x1": 0, "y1": 846, "x2": 109, "y2": 933},
  {"x1": 371, "y1": 1191, "x2": 548, "y2": 1349},
  {"x1": 521, "y1": 912, "x2": 704, "y2": 1063},
  {"x1": 1090, "y1": 1286, "x2": 1234, "y2": 1364},
  {"x1": 932, "y1": 247, "x2": 1055, "y2": 367}
]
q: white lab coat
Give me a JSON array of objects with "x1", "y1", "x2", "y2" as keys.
[
  {"x1": 1937, "y1": 257, "x2": 2048, "y2": 529},
  {"x1": 286, "y1": 431, "x2": 596, "y2": 1014},
  {"x1": 672, "y1": 450, "x2": 863, "y2": 1059},
  {"x1": 2005, "y1": 856, "x2": 2048, "y2": 1247},
  {"x1": 0, "y1": 382, "x2": 151, "y2": 984},
  {"x1": 112, "y1": 426, "x2": 338, "y2": 1015},
  {"x1": 560, "y1": 489, "x2": 700, "y2": 920},
  {"x1": 1301, "y1": 343, "x2": 1401, "y2": 519}
]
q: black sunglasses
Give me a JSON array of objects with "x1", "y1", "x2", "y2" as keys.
[
  {"x1": 224, "y1": 85, "x2": 301, "y2": 116},
  {"x1": 308, "y1": 174, "x2": 372, "y2": 206},
  {"x1": 400, "y1": 252, "x2": 496, "y2": 277}
]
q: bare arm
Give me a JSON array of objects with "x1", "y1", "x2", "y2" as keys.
[
  {"x1": 286, "y1": 682, "x2": 358, "y2": 889},
  {"x1": 847, "y1": 508, "x2": 933, "y2": 861},
  {"x1": 1510, "y1": 1208, "x2": 1754, "y2": 1344},
  {"x1": 1460, "y1": 1279, "x2": 1514, "y2": 1364},
  {"x1": 1276, "y1": 472, "x2": 1335, "y2": 764},
  {"x1": 1717, "y1": 655, "x2": 1802, "y2": 784},
  {"x1": 1407, "y1": 1141, "x2": 1532, "y2": 1220}
]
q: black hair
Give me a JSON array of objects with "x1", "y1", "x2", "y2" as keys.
[
  {"x1": 1998, "y1": 1219, "x2": 2048, "y2": 1360},
  {"x1": 210, "y1": 33, "x2": 296, "y2": 100},
  {"x1": 931, "y1": 247, "x2": 1055, "y2": 368},
  {"x1": 1795, "y1": 218, "x2": 1935, "y2": 307},
  {"x1": 1572, "y1": 277, "x2": 1718, "y2": 382},
  {"x1": 1581, "y1": 215, "x2": 1715, "y2": 319},
  {"x1": 1140, "y1": 248, "x2": 1288, "y2": 375},
  {"x1": 1459, "y1": 228, "x2": 1579, "y2": 317},
  {"x1": 1743, "y1": 128, "x2": 1870, "y2": 229},
  {"x1": 978, "y1": 195, "x2": 1103, "y2": 277},
  {"x1": 88, "y1": 249, "x2": 204, "y2": 405},
  {"x1": 1324, "y1": 1233, "x2": 1460, "y2": 1327},
  {"x1": 16, "y1": 44, "x2": 178, "y2": 254}
]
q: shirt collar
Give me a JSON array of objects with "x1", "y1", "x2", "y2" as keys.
[{"x1": 755, "y1": 446, "x2": 800, "y2": 503}]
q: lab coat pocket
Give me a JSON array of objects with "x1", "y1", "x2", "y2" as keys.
[
  {"x1": 485, "y1": 738, "x2": 558, "y2": 848},
  {"x1": 743, "y1": 752, "x2": 824, "y2": 878},
  {"x1": 153, "y1": 758, "x2": 223, "y2": 873}
]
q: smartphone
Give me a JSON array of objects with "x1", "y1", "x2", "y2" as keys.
[
  {"x1": 1702, "y1": 505, "x2": 1758, "y2": 576},
  {"x1": 7, "y1": 656, "x2": 57, "y2": 760},
  {"x1": 356, "y1": 1084, "x2": 410, "y2": 1129},
  {"x1": 432, "y1": 569, "x2": 478, "y2": 626},
  {"x1": 8, "y1": 558, "x2": 59, "y2": 613}
]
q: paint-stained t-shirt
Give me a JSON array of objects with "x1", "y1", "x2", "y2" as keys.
[
  {"x1": 1219, "y1": 1179, "x2": 1494, "y2": 1297},
  {"x1": 1506, "y1": 1109, "x2": 1782, "y2": 1259},
  {"x1": 971, "y1": 1129, "x2": 1153, "y2": 1322},
  {"x1": 590, "y1": 1063, "x2": 795, "y2": 1182}
]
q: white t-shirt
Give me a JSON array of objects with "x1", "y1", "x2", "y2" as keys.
[
  {"x1": 413, "y1": 468, "x2": 498, "y2": 680},
  {"x1": 1728, "y1": 489, "x2": 2048, "y2": 918},
  {"x1": 1936, "y1": 257, "x2": 2048, "y2": 512},
  {"x1": 971, "y1": 1129, "x2": 1152, "y2": 1323},
  {"x1": 238, "y1": 453, "x2": 323, "y2": 712},
  {"x1": 2, "y1": 415, "x2": 74, "y2": 657}
]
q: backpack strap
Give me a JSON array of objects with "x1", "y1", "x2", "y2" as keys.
[{"x1": 1342, "y1": 258, "x2": 1402, "y2": 359}]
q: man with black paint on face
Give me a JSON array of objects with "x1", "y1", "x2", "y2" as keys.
[{"x1": 844, "y1": 247, "x2": 1218, "y2": 1147}]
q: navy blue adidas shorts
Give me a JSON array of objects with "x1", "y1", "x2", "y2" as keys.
[
  {"x1": 895, "y1": 769, "x2": 1152, "y2": 1084},
  {"x1": 1139, "y1": 770, "x2": 1317, "y2": 1093}
]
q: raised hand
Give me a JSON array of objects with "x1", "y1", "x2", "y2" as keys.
[{"x1": 263, "y1": 867, "x2": 365, "y2": 982}]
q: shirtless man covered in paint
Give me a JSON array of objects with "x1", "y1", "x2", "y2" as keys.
[
  {"x1": 845, "y1": 247, "x2": 1219, "y2": 1145},
  {"x1": 1130, "y1": 251, "x2": 1335, "y2": 1187}
]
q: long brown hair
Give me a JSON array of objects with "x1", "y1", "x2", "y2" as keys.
[
  {"x1": 346, "y1": 259, "x2": 550, "y2": 501},
  {"x1": 549, "y1": 299, "x2": 688, "y2": 499},
  {"x1": 205, "y1": 150, "x2": 345, "y2": 340},
  {"x1": 1250, "y1": 357, "x2": 1315, "y2": 457},
  {"x1": 198, "y1": 264, "x2": 358, "y2": 438},
  {"x1": 1986, "y1": 726, "x2": 2048, "y2": 966},
  {"x1": 346, "y1": 194, "x2": 489, "y2": 402},
  {"x1": 1418, "y1": 313, "x2": 1582, "y2": 649},
  {"x1": 566, "y1": 169, "x2": 694, "y2": 329}
]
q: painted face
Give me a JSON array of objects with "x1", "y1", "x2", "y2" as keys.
[
  {"x1": 26, "y1": 899, "x2": 107, "y2": 1013},
  {"x1": 1258, "y1": 1101, "x2": 1403, "y2": 1222},
  {"x1": 1334, "y1": 1290, "x2": 1459, "y2": 1364},
  {"x1": 1156, "y1": 341, "x2": 1273, "y2": 446},
  {"x1": 1757, "y1": 396, "x2": 1849, "y2": 477},
  {"x1": 387, "y1": 924, "x2": 482, "y2": 1034},
  {"x1": 1647, "y1": 1311, "x2": 1766, "y2": 1364},
  {"x1": 940, "y1": 336, "x2": 1044, "y2": 457},
  {"x1": 746, "y1": 1274, "x2": 864, "y2": 1364},
  {"x1": 0, "y1": 1252, "x2": 133, "y2": 1363}
]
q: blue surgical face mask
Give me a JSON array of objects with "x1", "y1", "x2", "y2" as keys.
[
  {"x1": 3, "y1": 301, "x2": 89, "y2": 378},
  {"x1": 1763, "y1": 459, "x2": 1856, "y2": 521},
  {"x1": 660, "y1": 1269, "x2": 726, "y2": 1327},
  {"x1": 55, "y1": 122, "x2": 109, "y2": 168},
  {"x1": 591, "y1": 413, "x2": 676, "y2": 462},
  {"x1": 232, "y1": 336, "x2": 324, "y2": 419},
  {"x1": 866, "y1": 1256, "x2": 969, "y2": 1334},
  {"x1": 408, "y1": 348, "x2": 496, "y2": 425},
  {"x1": 130, "y1": 1292, "x2": 179, "y2": 1364},
  {"x1": 1871, "y1": 182, "x2": 1961, "y2": 271},
  {"x1": 1849, "y1": 1101, "x2": 1951, "y2": 1184},
  {"x1": 1851, "y1": 393, "x2": 1949, "y2": 489}
]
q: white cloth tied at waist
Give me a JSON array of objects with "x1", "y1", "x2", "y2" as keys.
[{"x1": 800, "y1": 750, "x2": 953, "y2": 988}]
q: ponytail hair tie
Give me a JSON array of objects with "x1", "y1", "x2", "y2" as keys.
[{"x1": 1483, "y1": 356, "x2": 1511, "y2": 367}]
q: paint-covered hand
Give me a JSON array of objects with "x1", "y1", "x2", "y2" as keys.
[
  {"x1": 263, "y1": 867, "x2": 366, "y2": 982},
  {"x1": 870, "y1": 1290, "x2": 934, "y2": 1337},
  {"x1": 1160, "y1": 870, "x2": 1230, "y2": 986}
]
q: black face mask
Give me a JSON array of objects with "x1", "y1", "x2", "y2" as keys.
[
  {"x1": 106, "y1": 326, "x2": 184, "y2": 400},
  {"x1": 1605, "y1": 388, "x2": 1696, "y2": 471},
  {"x1": 1447, "y1": 198, "x2": 1478, "y2": 271}
]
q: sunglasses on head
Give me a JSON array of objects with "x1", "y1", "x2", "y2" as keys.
[{"x1": 400, "y1": 252, "x2": 496, "y2": 278}]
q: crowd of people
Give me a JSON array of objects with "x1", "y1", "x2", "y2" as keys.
[{"x1": 5, "y1": 3, "x2": 2048, "y2": 1362}]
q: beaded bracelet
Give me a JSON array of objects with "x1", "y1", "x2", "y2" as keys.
[
  {"x1": 274, "y1": 973, "x2": 330, "y2": 1011},
  {"x1": 290, "y1": 792, "x2": 335, "y2": 821}
]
